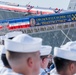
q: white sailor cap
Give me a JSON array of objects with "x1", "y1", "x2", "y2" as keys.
[
  {"x1": 5, "y1": 31, "x2": 22, "y2": 39},
  {"x1": 40, "y1": 45, "x2": 52, "y2": 56},
  {"x1": 0, "y1": 31, "x2": 23, "y2": 54},
  {"x1": 60, "y1": 41, "x2": 74, "y2": 49},
  {"x1": 5, "y1": 34, "x2": 42, "y2": 53},
  {"x1": 54, "y1": 41, "x2": 76, "y2": 61}
]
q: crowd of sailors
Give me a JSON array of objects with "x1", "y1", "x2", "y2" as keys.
[{"x1": 0, "y1": 31, "x2": 76, "y2": 75}]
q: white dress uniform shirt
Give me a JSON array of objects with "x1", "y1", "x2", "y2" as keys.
[
  {"x1": 39, "y1": 68, "x2": 48, "y2": 75},
  {"x1": 0, "y1": 66, "x2": 22, "y2": 75},
  {"x1": 50, "y1": 68, "x2": 59, "y2": 75}
]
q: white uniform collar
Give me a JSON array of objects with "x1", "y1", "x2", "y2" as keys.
[{"x1": 50, "y1": 68, "x2": 59, "y2": 75}]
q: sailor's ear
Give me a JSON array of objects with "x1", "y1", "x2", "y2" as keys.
[
  {"x1": 42, "y1": 58, "x2": 46, "y2": 64},
  {"x1": 69, "y1": 63, "x2": 75, "y2": 73},
  {"x1": 27, "y1": 57, "x2": 33, "y2": 67}
]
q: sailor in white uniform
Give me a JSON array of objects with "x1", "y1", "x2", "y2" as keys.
[
  {"x1": 5, "y1": 34, "x2": 42, "y2": 75},
  {"x1": 0, "y1": 31, "x2": 23, "y2": 75},
  {"x1": 39, "y1": 45, "x2": 52, "y2": 75},
  {"x1": 50, "y1": 41, "x2": 76, "y2": 75}
]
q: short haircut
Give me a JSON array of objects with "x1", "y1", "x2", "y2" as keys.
[
  {"x1": 54, "y1": 57, "x2": 76, "y2": 72},
  {"x1": 6, "y1": 50, "x2": 38, "y2": 61}
]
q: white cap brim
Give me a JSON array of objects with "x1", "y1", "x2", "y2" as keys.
[{"x1": 54, "y1": 47, "x2": 76, "y2": 61}]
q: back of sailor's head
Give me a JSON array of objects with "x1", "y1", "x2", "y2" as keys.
[
  {"x1": 54, "y1": 41, "x2": 76, "y2": 72},
  {"x1": 5, "y1": 34, "x2": 42, "y2": 63},
  {"x1": 5, "y1": 34, "x2": 42, "y2": 74}
]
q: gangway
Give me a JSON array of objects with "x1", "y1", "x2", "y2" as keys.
[{"x1": 0, "y1": 11, "x2": 76, "y2": 35}]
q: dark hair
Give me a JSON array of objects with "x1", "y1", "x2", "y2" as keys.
[
  {"x1": 1, "y1": 54, "x2": 11, "y2": 68},
  {"x1": 1, "y1": 37, "x2": 14, "y2": 68},
  {"x1": 47, "y1": 61, "x2": 53, "y2": 69},
  {"x1": 7, "y1": 50, "x2": 37, "y2": 60},
  {"x1": 54, "y1": 57, "x2": 76, "y2": 72}
]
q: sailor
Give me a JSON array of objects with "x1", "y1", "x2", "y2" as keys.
[
  {"x1": 5, "y1": 34, "x2": 42, "y2": 75},
  {"x1": 47, "y1": 54, "x2": 55, "y2": 72},
  {"x1": 39, "y1": 45, "x2": 52, "y2": 75},
  {"x1": 0, "y1": 31, "x2": 23, "y2": 75},
  {"x1": 1, "y1": 31, "x2": 23, "y2": 66},
  {"x1": 50, "y1": 41, "x2": 76, "y2": 75}
]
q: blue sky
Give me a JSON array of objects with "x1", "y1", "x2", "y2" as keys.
[{"x1": 1, "y1": 0, "x2": 70, "y2": 9}]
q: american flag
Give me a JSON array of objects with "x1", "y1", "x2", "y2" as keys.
[
  {"x1": 8, "y1": 21, "x2": 30, "y2": 30},
  {"x1": 26, "y1": 5, "x2": 34, "y2": 10}
]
